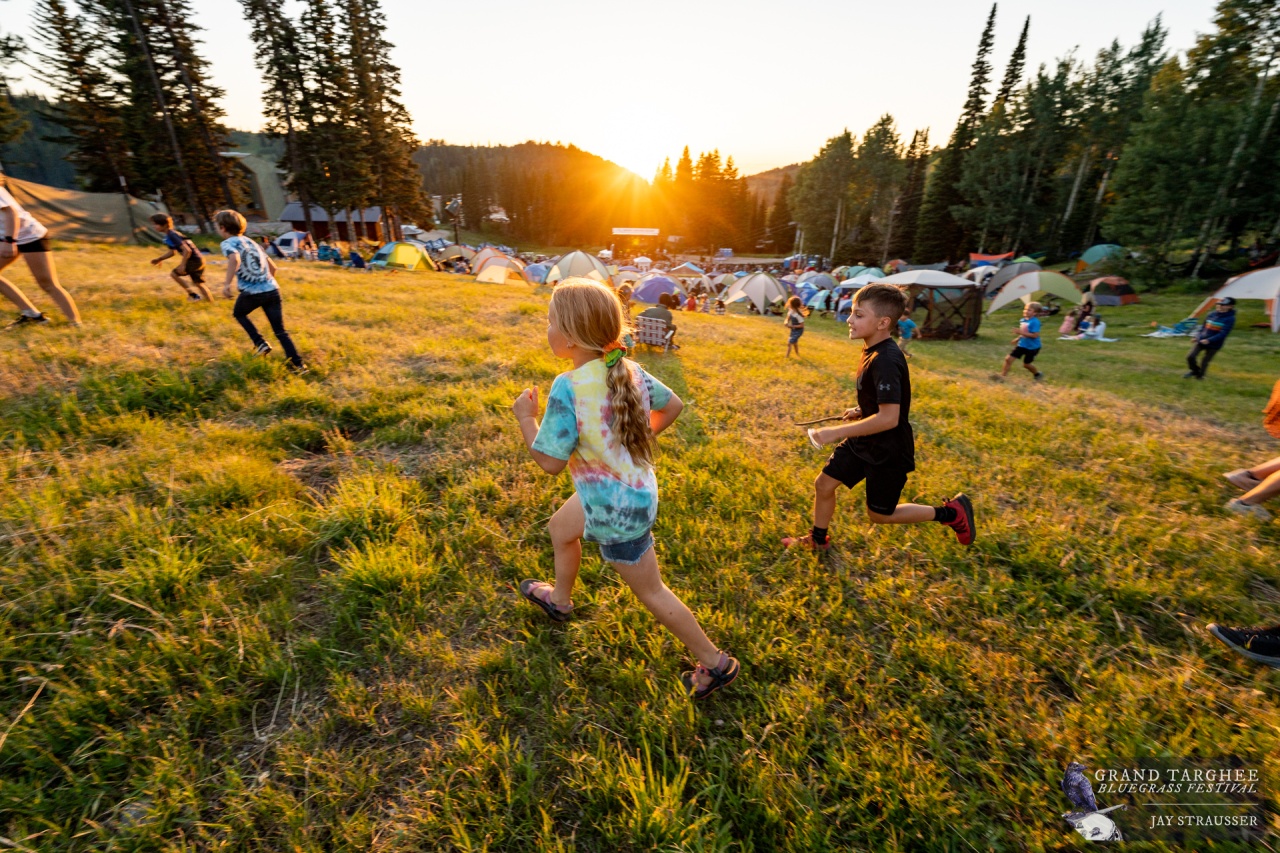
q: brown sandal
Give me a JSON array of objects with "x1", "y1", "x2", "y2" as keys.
[
  {"x1": 681, "y1": 652, "x2": 740, "y2": 700},
  {"x1": 519, "y1": 579, "x2": 573, "y2": 623}
]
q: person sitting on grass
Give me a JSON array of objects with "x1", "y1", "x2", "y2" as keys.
[
  {"x1": 149, "y1": 213, "x2": 213, "y2": 302},
  {"x1": 997, "y1": 301, "x2": 1045, "y2": 382},
  {"x1": 784, "y1": 295, "x2": 806, "y2": 358},
  {"x1": 637, "y1": 293, "x2": 679, "y2": 350},
  {"x1": 783, "y1": 283, "x2": 975, "y2": 552},
  {"x1": 512, "y1": 277, "x2": 739, "y2": 700},
  {"x1": 896, "y1": 307, "x2": 918, "y2": 359},
  {"x1": 216, "y1": 209, "x2": 307, "y2": 373}
]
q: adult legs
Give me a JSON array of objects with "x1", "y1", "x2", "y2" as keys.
[
  {"x1": 21, "y1": 251, "x2": 80, "y2": 323},
  {"x1": 547, "y1": 493, "x2": 584, "y2": 608},
  {"x1": 232, "y1": 292, "x2": 267, "y2": 347},
  {"x1": 612, "y1": 546, "x2": 721, "y2": 669},
  {"x1": 0, "y1": 251, "x2": 40, "y2": 315},
  {"x1": 258, "y1": 290, "x2": 304, "y2": 365},
  {"x1": 1241, "y1": 463, "x2": 1280, "y2": 507}
]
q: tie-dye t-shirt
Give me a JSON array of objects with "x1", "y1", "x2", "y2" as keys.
[{"x1": 532, "y1": 359, "x2": 673, "y2": 544}]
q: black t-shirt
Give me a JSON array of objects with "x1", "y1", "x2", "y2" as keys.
[{"x1": 849, "y1": 337, "x2": 915, "y2": 470}]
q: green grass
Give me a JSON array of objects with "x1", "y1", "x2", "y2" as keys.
[{"x1": 2, "y1": 245, "x2": 1279, "y2": 851}]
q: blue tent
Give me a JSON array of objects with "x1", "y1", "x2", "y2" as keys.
[
  {"x1": 524, "y1": 263, "x2": 550, "y2": 283},
  {"x1": 796, "y1": 282, "x2": 818, "y2": 302},
  {"x1": 805, "y1": 290, "x2": 831, "y2": 310},
  {"x1": 734, "y1": 270, "x2": 749, "y2": 277},
  {"x1": 632, "y1": 275, "x2": 686, "y2": 304}
]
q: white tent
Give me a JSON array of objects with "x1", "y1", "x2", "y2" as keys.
[
  {"x1": 613, "y1": 269, "x2": 644, "y2": 286},
  {"x1": 1193, "y1": 267, "x2": 1280, "y2": 332},
  {"x1": 987, "y1": 270, "x2": 1082, "y2": 314},
  {"x1": 723, "y1": 272, "x2": 788, "y2": 313},
  {"x1": 845, "y1": 273, "x2": 883, "y2": 288},
  {"x1": 471, "y1": 247, "x2": 509, "y2": 273},
  {"x1": 880, "y1": 269, "x2": 974, "y2": 287},
  {"x1": 546, "y1": 250, "x2": 611, "y2": 285},
  {"x1": 634, "y1": 255, "x2": 653, "y2": 272},
  {"x1": 475, "y1": 257, "x2": 530, "y2": 285},
  {"x1": 713, "y1": 272, "x2": 739, "y2": 288}
]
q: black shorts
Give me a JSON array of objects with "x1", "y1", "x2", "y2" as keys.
[
  {"x1": 1009, "y1": 345, "x2": 1040, "y2": 364},
  {"x1": 177, "y1": 256, "x2": 206, "y2": 284},
  {"x1": 17, "y1": 237, "x2": 51, "y2": 254},
  {"x1": 821, "y1": 441, "x2": 910, "y2": 516}
]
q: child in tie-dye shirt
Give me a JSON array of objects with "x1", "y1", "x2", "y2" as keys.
[{"x1": 512, "y1": 277, "x2": 740, "y2": 700}]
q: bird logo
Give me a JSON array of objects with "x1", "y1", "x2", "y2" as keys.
[{"x1": 1061, "y1": 761, "x2": 1127, "y2": 842}]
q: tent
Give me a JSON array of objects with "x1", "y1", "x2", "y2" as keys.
[
  {"x1": 435, "y1": 244, "x2": 476, "y2": 261},
  {"x1": 471, "y1": 247, "x2": 510, "y2": 273},
  {"x1": 1012, "y1": 255, "x2": 1039, "y2": 263},
  {"x1": 476, "y1": 258, "x2": 531, "y2": 285},
  {"x1": 1193, "y1": 267, "x2": 1280, "y2": 332},
  {"x1": 861, "y1": 267, "x2": 885, "y2": 279},
  {"x1": 613, "y1": 269, "x2": 644, "y2": 286},
  {"x1": 370, "y1": 241, "x2": 438, "y2": 271},
  {"x1": 884, "y1": 259, "x2": 909, "y2": 273},
  {"x1": 963, "y1": 267, "x2": 998, "y2": 287},
  {"x1": 806, "y1": 273, "x2": 837, "y2": 290},
  {"x1": 879, "y1": 269, "x2": 973, "y2": 287},
  {"x1": 632, "y1": 273, "x2": 686, "y2": 304},
  {"x1": 4, "y1": 176, "x2": 165, "y2": 244},
  {"x1": 985, "y1": 261, "x2": 1042, "y2": 295},
  {"x1": 723, "y1": 272, "x2": 788, "y2": 313},
  {"x1": 670, "y1": 262, "x2": 705, "y2": 277},
  {"x1": 904, "y1": 282, "x2": 984, "y2": 340},
  {"x1": 1076, "y1": 243, "x2": 1124, "y2": 272},
  {"x1": 713, "y1": 272, "x2": 739, "y2": 288},
  {"x1": 795, "y1": 282, "x2": 819, "y2": 303},
  {"x1": 524, "y1": 263, "x2": 550, "y2": 284},
  {"x1": 1089, "y1": 276, "x2": 1139, "y2": 306},
  {"x1": 806, "y1": 290, "x2": 832, "y2": 311},
  {"x1": 780, "y1": 274, "x2": 799, "y2": 283},
  {"x1": 845, "y1": 273, "x2": 882, "y2": 287},
  {"x1": 842, "y1": 265, "x2": 867, "y2": 279},
  {"x1": 546, "y1": 250, "x2": 611, "y2": 284},
  {"x1": 797, "y1": 270, "x2": 820, "y2": 283},
  {"x1": 474, "y1": 252, "x2": 524, "y2": 275},
  {"x1": 969, "y1": 252, "x2": 1014, "y2": 267},
  {"x1": 634, "y1": 255, "x2": 653, "y2": 271},
  {"x1": 988, "y1": 270, "x2": 1082, "y2": 314}
]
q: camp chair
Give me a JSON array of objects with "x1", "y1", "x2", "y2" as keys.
[
  {"x1": 1140, "y1": 318, "x2": 1198, "y2": 338},
  {"x1": 634, "y1": 316, "x2": 675, "y2": 352}
]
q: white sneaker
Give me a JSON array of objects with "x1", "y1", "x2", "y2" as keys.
[
  {"x1": 1224, "y1": 469, "x2": 1262, "y2": 491},
  {"x1": 1226, "y1": 499, "x2": 1272, "y2": 521}
]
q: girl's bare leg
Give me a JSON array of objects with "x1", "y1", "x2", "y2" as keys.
[
  {"x1": 1244, "y1": 456, "x2": 1280, "y2": 481},
  {"x1": 0, "y1": 251, "x2": 40, "y2": 315},
  {"x1": 547, "y1": 493, "x2": 584, "y2": 608},
  {"x1": 1241, "y1": 469, "x2": 1280, "y2": 506},
  {"x1": 612, "y1": 546, "x2": 721, "y2": 669},
  {"x1": 24, "y1": 251, "x2": 80, "y2": 323}
]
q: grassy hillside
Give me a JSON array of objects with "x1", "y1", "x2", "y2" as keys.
[{"x1": 1, "y1": 246, "x2": 1278, "y2": 851}]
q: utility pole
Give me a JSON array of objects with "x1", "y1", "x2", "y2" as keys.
[{"x1": 119, "y1": 0, "x2": 208, "y2": 232}]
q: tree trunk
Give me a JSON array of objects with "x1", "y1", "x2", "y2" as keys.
[
  {"x1": 1081, "y1": 159, "x2": 1114, "y2": 252},
  {"x1": 1057, "y1": 148, "x2": 1091, "y2": 252}
]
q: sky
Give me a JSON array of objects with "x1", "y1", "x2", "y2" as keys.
[{"x1": 5, "y1": 0, "x2": 1220, "y2": 179}]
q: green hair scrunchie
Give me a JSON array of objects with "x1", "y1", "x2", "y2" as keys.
[{"x1": 603, "y1": 346, "x2": 626, "y2": 368}]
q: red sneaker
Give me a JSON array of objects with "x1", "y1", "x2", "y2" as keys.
[
  {"x1": 781, "y1": 532, "x2": 831, "y2": 551},
  {"x1": 941, "y1": 493, "x2": 975, "y2": 545}
]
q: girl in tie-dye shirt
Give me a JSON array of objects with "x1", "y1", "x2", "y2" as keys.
[{"x1": 512, "y1": 277, "x2": 740, "y2": 700}]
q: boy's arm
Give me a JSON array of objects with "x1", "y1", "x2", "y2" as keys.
[
  {"x1": 222, "y1": 253, "x2": 239, "y2": 296},
  {"x1": 513, "y1": 388, "x2": 569, "y2": 475},
  {"x1": 650, "y1": 392, "x2": 683, "y2": 436},
  {"x1": 266, "y1": 255, "x2": 278, "y2": 277},
  {"x1": 812, "y1": 404, "x2": 899, "y2": 445},
  {"x1": 152, "y1": 247, "x2": 176, "y2": 264}
]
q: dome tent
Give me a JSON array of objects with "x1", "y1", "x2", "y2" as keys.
[
  {"x1": 472, "y1": 247, "x2": 513, "y2": 273},
  {"x1": 1089, "y1": 276, "x2": 1139, "y2": 306},
  {"x1": 524, "y1": 262, "x2": 550, "y2": 283},
  {"x1": 985, "y1": 261, "x2": 1042, "y2": 295},
  {"x1": 546, "y1": 251, "x2": 611, "y2": 284},
  {"x1": 475, "y1": 257, "x2": 530, "y2": 285},
  {"x1": 435, "y1": 244, "x2": 476, "y2": 261},
  {"x1": 723, "y1": 272, "x2": 788, "y2": 313},
  {"x1": 370, "y1": 241, "x2": 439, "y2": 271},
  {"x1": 632, "y1": 273, "x2": 687, "y2": 304},
  {"x1": 989, "y1": 271, "x2": 1082, "y2": 314}
]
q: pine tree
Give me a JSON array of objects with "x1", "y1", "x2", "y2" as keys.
[
  {"x1": 888, "y1": 129, "x2": 929, "y2": 259},
  {"x1": 0, "y1": 26, "x2": 26, "y2": 147},
  {"x1": 996, "y1": 16, "x2": 1030, "y2": 105}
]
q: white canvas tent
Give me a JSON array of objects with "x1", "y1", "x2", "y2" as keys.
[
  {"x1": 880, "y1": 269, "x2": 974, "y2": 287},
  {"x1": 723, "y1": 272, "x2": 788, "y2": 313},
  {"x1": 546, "y1": 250, "x2": 611, "y2": 284},
  {"x1": 1193, "y1": 267, "x2": 1280, "y2": 332}
]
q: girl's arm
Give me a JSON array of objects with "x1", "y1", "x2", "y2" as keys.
[
  {"x1": 513, "y1": 388, "x2": 569, "y2": 475},
  {"x1": 650, "y1": 391, "x2": 683, "y2": 436}
]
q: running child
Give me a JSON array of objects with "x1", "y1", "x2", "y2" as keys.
[
  {"x1": 513, "y1": 277, "x2": 739, "y2": 699},
  {"x1": 216, "y1": 210, "x2": 307, "y2": 372},
  {"x1": 784, "y1": 295, "x2": 806, "y2": 358},
  {"x1": 150, "y1": 213, "x2": 213, "y2": 302},
  {"x1": 783, "y1": 283, "x2": 974, "y2": 551},
  {"x1": 998, "y1": 301, "x2": 1044, "y2": 381},
  {"x1": 897, "y1": 308, "x2": 918, "y2": 358}
]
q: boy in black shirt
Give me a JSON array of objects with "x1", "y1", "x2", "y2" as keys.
[{"x1": 783, "y1": 283, "x2": 975, "y2": 551}]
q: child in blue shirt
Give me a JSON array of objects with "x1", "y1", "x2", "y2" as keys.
[
  {"x1": 216, "y1": 210, "x2": 307, "y2": 372},
  {"x1": 896, "y1": 309, "x2": 918, "y2": 358},
  {"x1": 998, "y1": 301, "x2": 1044, "y2": 381},
  {"x1": 149, "y1": 213, "x2": 212, "y2": 302}
]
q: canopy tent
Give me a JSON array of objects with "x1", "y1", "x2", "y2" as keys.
[
  {"x1": 880, "y1": 269, "x2": 973, "y2": 287},
  {"x1": 524, "y1": 262, "x2": 550, "y2": 283},
  {"x1": 723, "y1": 272, "x2": 788, "y2": 313},
  {"x1": 963, "y1": 267, "x2": 998, "y2": 287},
  {"x1": 476, "y1": 258, "x2": 531, "y2": 285},
  {"x1": 632, "y1": 273, "x2": 687, "y2": 304},
  {"x1": 4, "y1": 176, "x2": 165, "y2": 244},
  {"x1": 985, "y1": 261, "x2": 1042, "y2": 294},
  {"x1": 1089, "y1": 276, "x2": 1139, "y2": 306},
  {"x1": 546, "y1": 250, "x2": 611, "y2": 284},
  {"x1": 988, "y1": 270, "x2": 1082, "y2": 314},
  {"x1": 845, "y1": 273, "x2": 883, "y2": 287},
  {"x1": 633, "y1": 255, "x2": 653, "y2": 271},
  {"x1": 435, "y1": 244, "x2": 476, "y2": 261},
  {"x1": 969, "y1": 252, "x2": 1013, "y2": 267},
  {"x1": 1076, "y1": 243, "x2": 1124, "y2": 272},
  {"x1": 370, "y1": 241, "x2": 438, "y2": 271},
  {"x1": 471, "y1": 247, "x2": 510, "y2": 273},
  {"x1": 904, "y1": 282, "x2": 984, "y2": 340},
  {"x1": 670, "y1": 262, "x2": 705, "y2": 277},
  {"x1": 1193, "y1": 267, "x2": 1280, "y2": 332}
]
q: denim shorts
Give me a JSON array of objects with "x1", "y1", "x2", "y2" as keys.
[
  {"x1": 788, "y1": 326, "x2": 804, "y2": 344},
  {"x1": 598, "y1": 530, "x2": 654, "y2": 565}
]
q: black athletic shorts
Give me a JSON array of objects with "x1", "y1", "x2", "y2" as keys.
[
  {"x1": 178, "y1": 255, "x2": 206, "y2": 284},
  {"x1": 17, "y1": 237, "x2": 51, "y2": 254},
  {"x1": 822, "y1": 440, "x2": 909, "y2": 516},
  {"x1": 1008, "y1": 345, "x2": 1040, "y2": 364}
]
